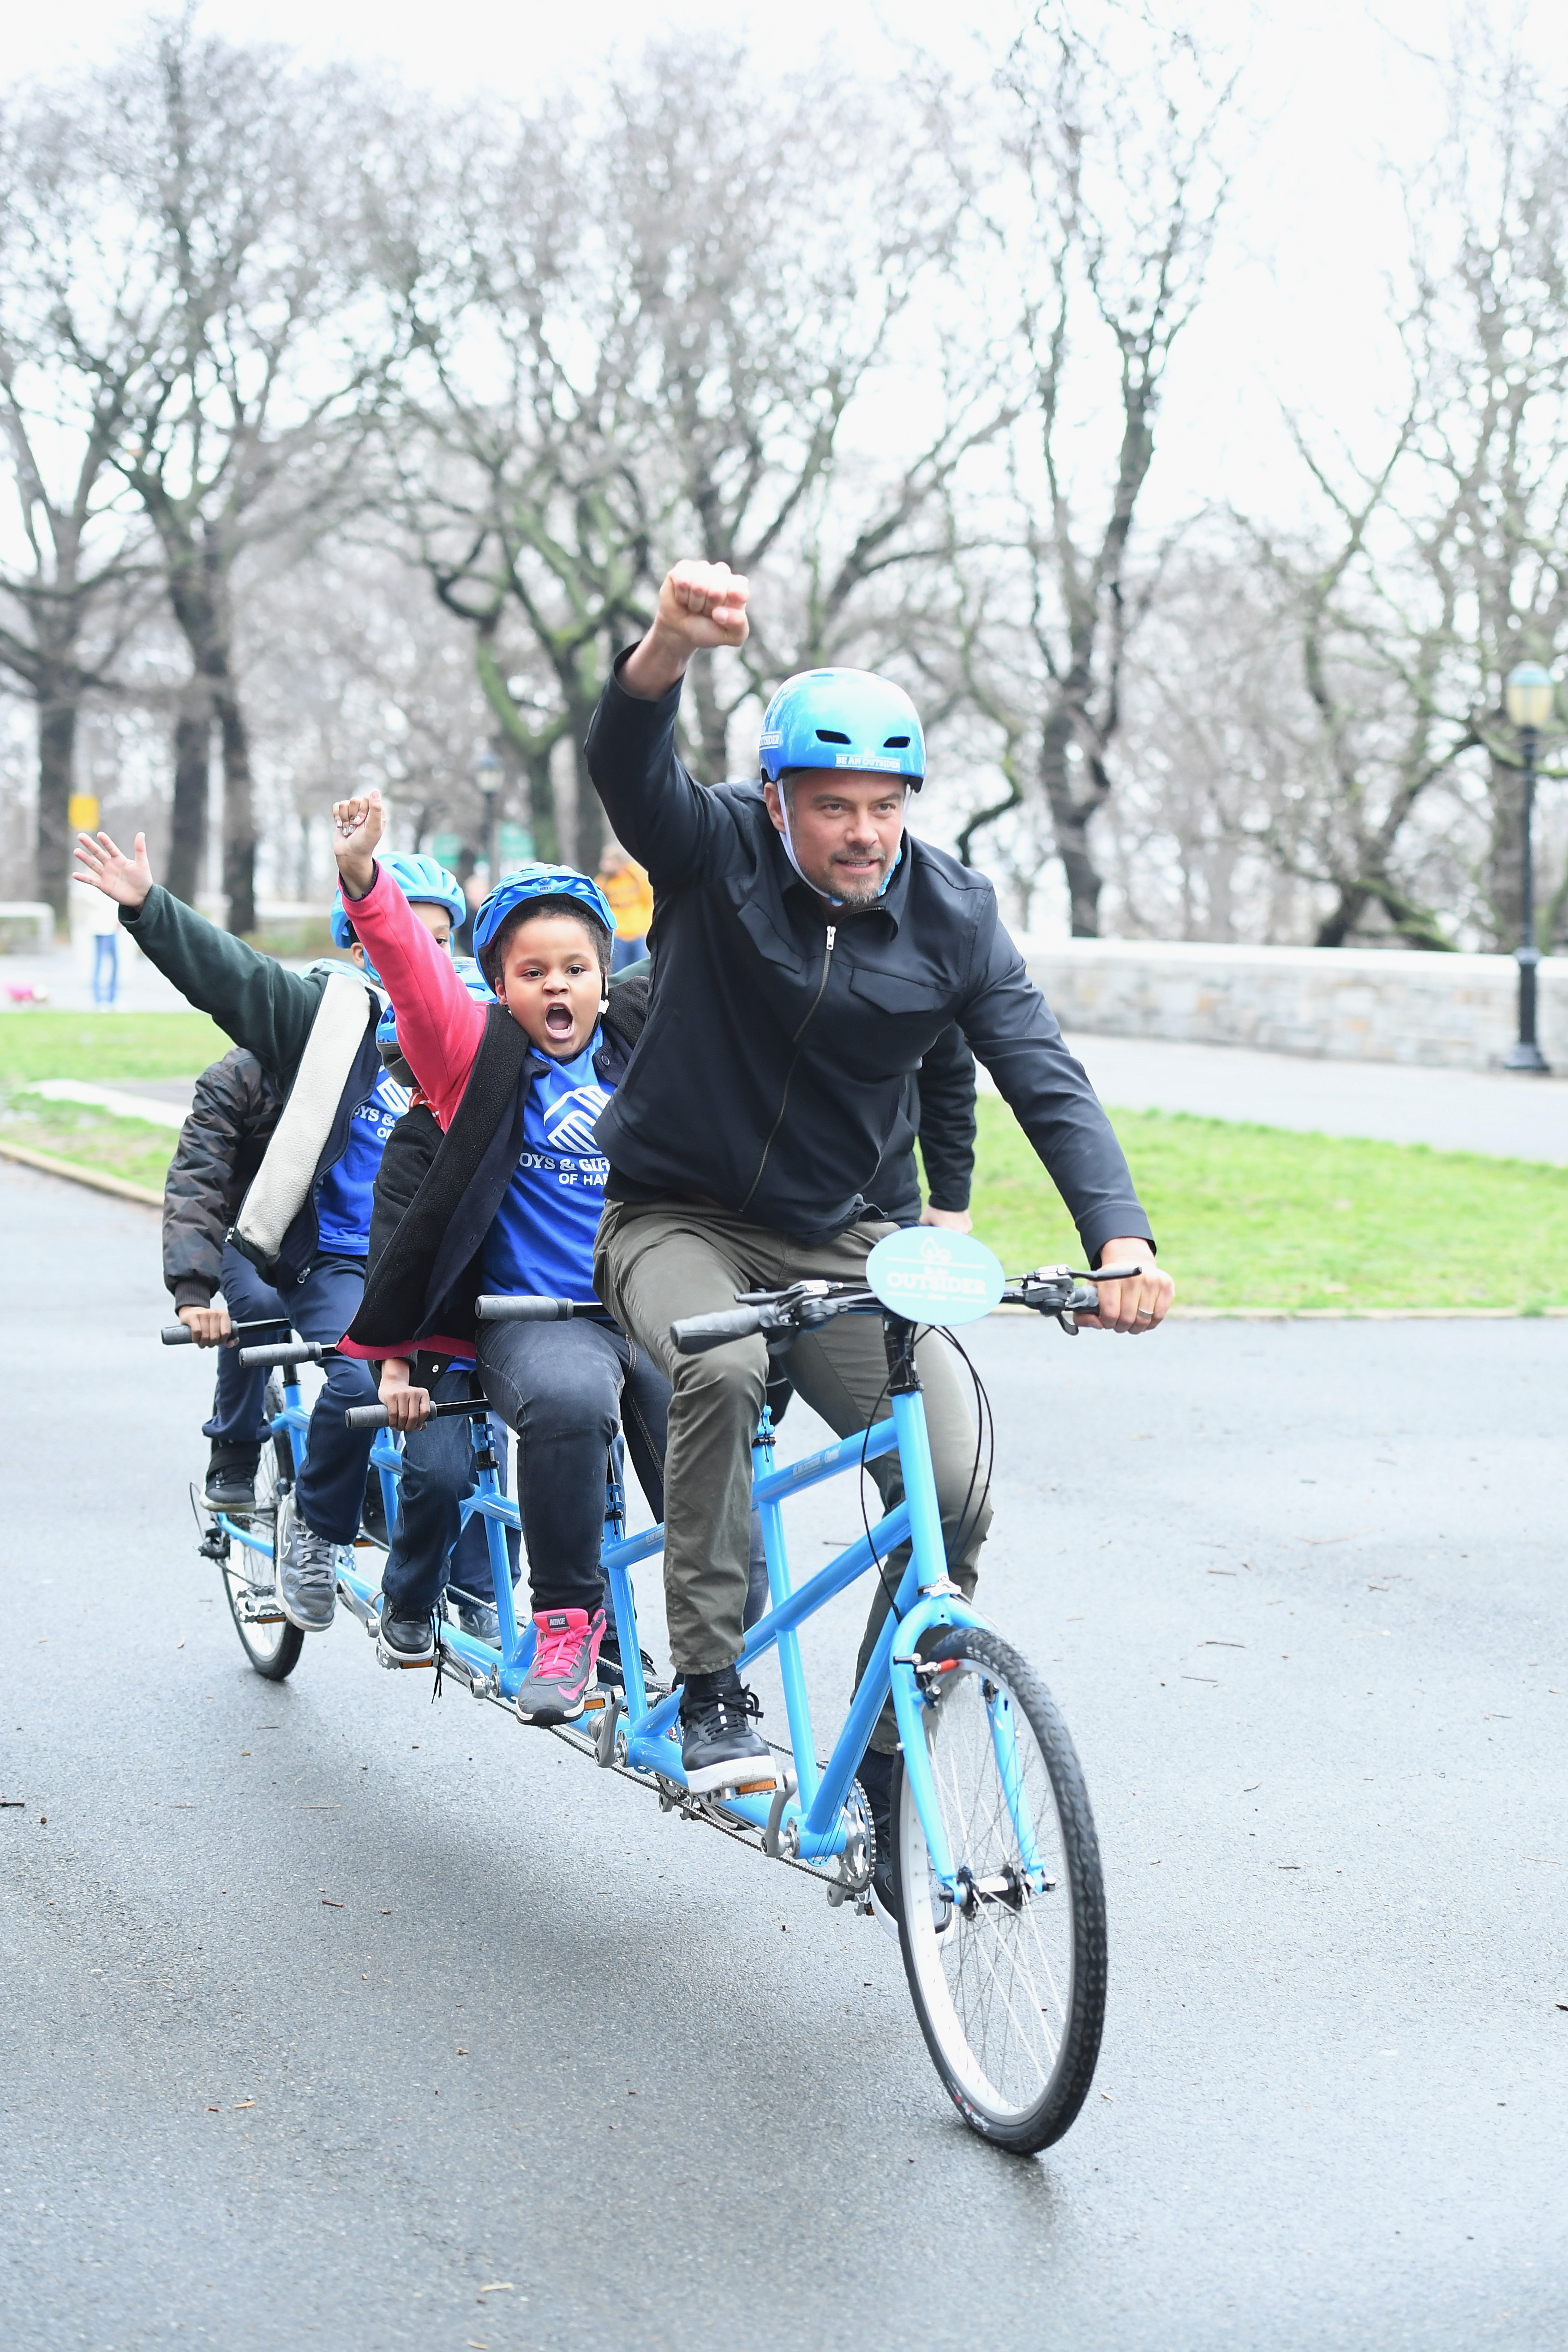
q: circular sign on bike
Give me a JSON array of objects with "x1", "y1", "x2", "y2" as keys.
[{"x1": 866, "y1": 1227, "x2": 1006, "y2": 1327}]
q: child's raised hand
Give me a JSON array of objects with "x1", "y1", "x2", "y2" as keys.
[
  {"x1": 73, "y1": 829, "x2": 153, "y2": 909},
  {"x1": 331, "y1": 789, "x2": 384, "y2": 898}
]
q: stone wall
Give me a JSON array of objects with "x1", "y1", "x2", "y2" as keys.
[{"x1": 1018, "y1": 938, "x2": 1568, "y2": 1071}]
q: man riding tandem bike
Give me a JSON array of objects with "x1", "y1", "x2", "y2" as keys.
[{"x1": 76, "y1": 557, "x2": 1172, "y2": 2155}]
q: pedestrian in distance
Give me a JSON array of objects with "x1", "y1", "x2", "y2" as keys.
[{"x1": 595, "y1": 838, "x2": 655, "y2": 973}]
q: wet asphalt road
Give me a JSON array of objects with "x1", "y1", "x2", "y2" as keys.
[{"x1": 2, "y1": 1159, "x2": 1565, "y2": 2351}]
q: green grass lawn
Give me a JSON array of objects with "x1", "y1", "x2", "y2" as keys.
[
  {"x1": 3, "y1": 1013, "x2": 1563, "y2": 1310},
  {"x1": 0, "y1": 1008, "x2": 227, "y2": 1083},
  {"x1": 0, "y1": 1008, "x2": 226, "y2": 1197},
  {"x1": 960, "y1": 1096, "x2": 1568, "y2": 1312}
]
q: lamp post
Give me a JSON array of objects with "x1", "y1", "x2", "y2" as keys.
[
  {"x1": 1502, "y1": 661, "x2": 1556, "y2": 1074},
  {"x1": 473, "y1": 745, "x2": 503, "y2": 886}
]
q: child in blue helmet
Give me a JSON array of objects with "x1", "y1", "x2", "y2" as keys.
[
  {"x1": 331, "y1": 790, "x2": 671, "y2": 1727},
  {"x1": 72, "y1": 825, "x2": 466, "y2": 1634}
]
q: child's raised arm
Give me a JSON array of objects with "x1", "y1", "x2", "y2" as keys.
[{"x1": 331, "y1": 790, "x2": 485, "y2": 1125}]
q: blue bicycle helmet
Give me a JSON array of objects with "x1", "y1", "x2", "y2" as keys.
[
  {"x1": 472, "y1": 863, "x2": 616, "y2": 963},
  {"x1": 758, "y1": 669, "x2": 926, "y2": 789},
  {"x1": 331, "y1": 851, "x2": 466, "y2": 948}
]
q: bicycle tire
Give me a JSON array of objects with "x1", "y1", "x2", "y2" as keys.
[
  {"x1": 219, "y1": 1441, "x2": 304, "y2": 1682},
  {"x1": 892, "y1": 1627, "x2": 1106, "y2": 2154}
]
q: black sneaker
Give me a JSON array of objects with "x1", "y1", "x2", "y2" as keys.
[
  {"x1": 678, "y1": 1666, "x2": 779, "y2": 1797},
  {"x1": 598, "y1": 1634, "x2": 658, "y2": 1691},
  {"x1": 857, "y1": 1747, "x2": 953, "y2": 1946},
  {"x1": 203, "y1": 1444, "x2": 260, "y2": 1513},
  {"x1": 858, "y1": 1748, "x2": 902, "y2": 1940},
  {"x1": 377, "y1": 1606, "x2": 435, "y2": 1669}
]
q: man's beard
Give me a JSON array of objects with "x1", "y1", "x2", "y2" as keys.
[{"x1": 825, "y1": 857, "x2": 889, "y2": 909}]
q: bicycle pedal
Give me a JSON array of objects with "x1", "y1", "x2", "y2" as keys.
[{"x1": 730, "y1": 1777, "x2": 777, "y2": 1796}]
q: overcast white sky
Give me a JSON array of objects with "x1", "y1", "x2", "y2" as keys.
[{"x1": 6, "y1": 0, "x2": 1568, "y2": 529}]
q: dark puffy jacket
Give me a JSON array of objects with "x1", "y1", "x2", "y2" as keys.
[{"x1": 162, "y1": 1048, "x2": 285, "y2": 1310}]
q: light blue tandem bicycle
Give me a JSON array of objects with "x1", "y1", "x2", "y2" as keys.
[{"x1": 166, "y1": 1236, "x2": 1114, "y2": 2154}]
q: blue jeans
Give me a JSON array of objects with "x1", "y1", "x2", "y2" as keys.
[
  {"x1": 204, "y1": 1243, "x2": 289, "y2": 1451},
  {"x1": 474, "y1": 1316, "x2": 670, "y2": 1618},
  {"x1": 91, "y1": 932, "x2": 118, "y2": 1005},
  {"x1": 286, "y1": 1254, "x2": 379, "y2": 1545},
  {"x1": 381, "y1": 1366, "x2": 521, "y2": 1617}
]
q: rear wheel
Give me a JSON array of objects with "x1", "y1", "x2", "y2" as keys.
[
  {"x1": 219, "y1": 1438, "x2": 303, "y2": 1682},
  {"x1": 893, "y1": 1628, "x2": 1106, "y2": 2154}
]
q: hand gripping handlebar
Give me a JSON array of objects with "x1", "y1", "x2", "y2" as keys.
[
  {"x1": 161, "y1": 1315, "x2": 292, "y2": 1347},
  {"x1": 344, "y1": 1398, "x2": 485, "y2": 1431}
]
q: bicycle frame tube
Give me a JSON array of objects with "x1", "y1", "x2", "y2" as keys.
[{"x1": 216, "y1": 1370, "x2": 311, "y2": 1564}]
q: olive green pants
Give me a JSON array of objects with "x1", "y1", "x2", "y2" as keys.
[{"x1": 594, "y1": 1199, "x2": 992, "y2": 1751}]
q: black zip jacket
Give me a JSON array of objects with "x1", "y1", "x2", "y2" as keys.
[
  {"x1": 348, "y1": 977, "x2": 649, "y2": 1358},
  {"x1": 584, "y1": 658, "x2": 1149, "y2": 1259},
  {"x1": 162, "y1": 1048, "x2": 285, "y2": 1310},
  {"x1": 870, "y1": 1020, "x2": 976, "y2": 1225}
]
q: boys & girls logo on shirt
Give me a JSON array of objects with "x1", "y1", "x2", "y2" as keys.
[{"x1": 541, "y1": 1082, "x2": 612, "y2": 1158}]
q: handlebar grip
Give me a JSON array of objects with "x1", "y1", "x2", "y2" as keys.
[
  {"x1": 162, "y1": 1322, "x2": 193, "y2": 1345},
  {"x1": 670, "y1": 1304, "x2": 766, "y2": 1355},
  {"x1": 239, "y1": 1340, "x2": 330, "y2": 1368},
  {"x1": 344, "y1": 1398, "x2": 481, "y2": 1430},
  {"x1": 1067, "y1": 1283, "x2": 1100, "y2": 1314},
  {"x1": 476, "y1": 1293, "x2": 590, "y2": 1322}
]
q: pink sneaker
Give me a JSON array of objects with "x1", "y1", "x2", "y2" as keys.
[{"x1": 514, "y1": 1606, "x2": 605, "y2": 1725}]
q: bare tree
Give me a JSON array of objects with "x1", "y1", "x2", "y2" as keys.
[
  {"x1": 375, "y1": 37, "x2": 1005, "y2": 872},
  {"x1": 8, "y1": 16, "x2": 400, "y2": 930},
  {"x1": 950, "y1": 1, "x2": 1240, "y2": 934},
  {"x1": 0, "y1": 92, "x2": 162, "y2": 918}
]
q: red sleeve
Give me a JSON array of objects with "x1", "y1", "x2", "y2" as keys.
[{"x1": 340, "y1": 864, "x2": 485, "y2": 1128}]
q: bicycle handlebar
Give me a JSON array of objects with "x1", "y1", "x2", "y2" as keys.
[
  {"x1": 669, "y1": 1260, "x2": 1149, "y2": 1353},
  {"x1": 344, "y1": 1398, "x2": 485, "y2": 1430},
  {"x1": 475, "y1": 1294, "x2": 603, "y2": 1323},
  {"x1": 238, "y1": 1340, "x2": 337, "y2": 1369},
  {"x1": 161, "y1": 1315, "x2": 293, "y2": 1347},
  {"x1": 670, "y1": 1304, "x2": 767, "y2": 1355}
]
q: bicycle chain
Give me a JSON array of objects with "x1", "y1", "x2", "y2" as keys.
[{"x1": 545, "y1": 1717, "x2": 873, "y2": 1892}]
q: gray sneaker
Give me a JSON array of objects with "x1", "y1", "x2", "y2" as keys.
[
  {"x1": 450, "y1": 1594, "x2": 501, "y2": 1644},
  {"x1": 277, "y1": 1493, "x2": 338, "y2": 1632}
]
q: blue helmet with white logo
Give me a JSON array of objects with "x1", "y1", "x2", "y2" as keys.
[
  {"x1": 758, "y1": 669, "x2": 926, "y2": 790},
  {"x1": 472, "y1": 864, "x2": 616, "y2": 967},
  {"x1": 331, "y1": 851, "x2": 466, "y2": 949}
]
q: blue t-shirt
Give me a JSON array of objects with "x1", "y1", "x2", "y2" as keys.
[
  {"x1": 313, "y1": 1065, "x2": 412, "y2": 1256},
  {"x1": 480, "y1": 1031, "x2": 612, "y2": 1302}
]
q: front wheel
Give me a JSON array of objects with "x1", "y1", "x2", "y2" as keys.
[
  {"x1": 219, "y1": 1437, "x2": 304, "y2": 1682},
  {"x1": 893, "y1": 1628, "x2": 1107, "y2": 2154}
]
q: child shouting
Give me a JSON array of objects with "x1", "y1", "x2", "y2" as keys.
[{"x1": 331, "y1": 790, "x2": 669, "y2": 1727}]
